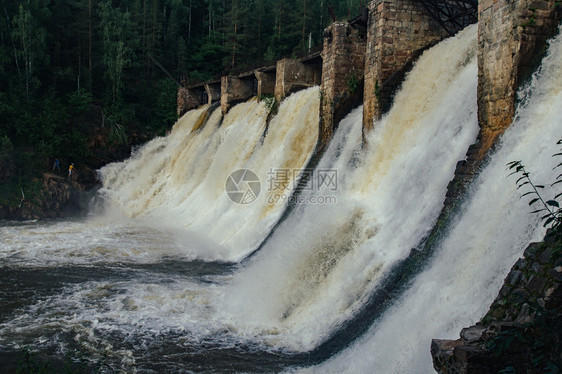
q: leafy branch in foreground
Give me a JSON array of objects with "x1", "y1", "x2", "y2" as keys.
[{"x1": 508, "y1": 139, "x2": 562, "y2": 229}]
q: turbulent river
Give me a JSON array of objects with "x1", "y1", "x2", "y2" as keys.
[{"x1": 1, "y1": 25, "x2": 561, "y2": 373}]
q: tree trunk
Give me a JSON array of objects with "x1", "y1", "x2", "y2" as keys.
[
  {"x1": 302, "y1": 0, "x2": 306, "y2": 50},
  {"x1": 78, "y1": 46, "x2": 81, "y2": 91},
  {"x1": 188, "y1": 0, "x2": 191, "y2": 44},
  {"x1": 88, "y1": 0, "x2": 92, "y2": 91},
  {"x1": 320, "y1": 0, "x2": 324, "y2": 36},
  {"x1": 232, "y1": 23, "x2": 236, "y2": 68},
  {"x1": 277, "y1": 1, "x2": 282, "y2": 41},
  {"x1": 143, "y1": 0, "x2": 147, "y2": 56},
  {"x1": 257, "y1": 0, "x2": 261, "y2": 59},
  {"x1": 3, "y1": 5, "x2": 20, "y2": 75}
]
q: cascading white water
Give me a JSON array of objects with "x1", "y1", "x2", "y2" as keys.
[
  {"x1": 1, "y1": 21, "x2": 560, "y2": 374},
  {"x1": 0, "y1": 26, "x2": 482, "y2": 368},
  {"x1": 215, "y1": 24, "x2": 480, "y2": 351},
  {"x1": 99, "y1": 88, "x2": 319, "y2": 262},
  {"x1": 1, "y1": 24, "x2": 480, "y2": 357},
  {"x1": 303, "y1": 26, "x2": 562, "y2": 374}
]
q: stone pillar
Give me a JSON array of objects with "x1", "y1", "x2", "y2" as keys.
[
  {"x1": 221, "y1": 76, "x2": 254, "y2": 114},
  {"x1": 274, "y1": 58, "x2": 321, "y2": 102},
  {"x1": 320, "y1": 22, "x2": 366, "y2": 149},
  {"x1": 255, "y1": 71, "x2": 276, "y2": 97},
  {"x1": 177, "y1": 86, "x2": 206, "y2": 117},
  {"x1": 204, "y1": 82, "x2": 221, "y2": 105},
  {"x1": 363, "y1": 0, "x2": 447, "y2": 134},
  {"x1": 477, "y1": 0, "x2": 561, "y2": 160}
]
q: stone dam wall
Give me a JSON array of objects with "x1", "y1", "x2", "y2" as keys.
[
  {"x1": 176, "y1": 5, "x2": 560, "y2": 371},
  {"x1": 476, "y1": 0, "x2": 562, "y2": 161},
  {"x1": 179, "y1": 0, "x2": 559, "y2": 156},
  {"x1": 362, "y1": 0, "x2": 448, "y2": 133}
]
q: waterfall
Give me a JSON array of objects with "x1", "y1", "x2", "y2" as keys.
[
  {"x1": 215, "y1": 24, "x2": 480, "y2": 352},
  {"x1": 303, "y1": 26, "x2": 562, "y2": 374},
  {"x1": 2, "y1": 21, "x2": 560, "y2": 374},
  {"x1": 99, "y1": 88, "x2": 320, "y2": 262}
]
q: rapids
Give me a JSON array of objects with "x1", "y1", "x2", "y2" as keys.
[{"x1": 1, "y1": 24, "x2": 561, "y2": 373}]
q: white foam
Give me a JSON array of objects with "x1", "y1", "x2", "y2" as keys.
[
  {"x1": 215, "y1": 25, "x2": 480, "y2": 351},
  {"x1": 305, "y1": 26, "x2": 562, "y2": 374},
  {"x1": 98, "y1": 88, "x2": 320, "y2": 262}
]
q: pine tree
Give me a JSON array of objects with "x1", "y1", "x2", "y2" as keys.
[
  {"x1": 11, "y1": 0, "x2": 50, "y2": 99},
  {"x1": 98, "y1": 0, "x2": 134, "y2": 103}
]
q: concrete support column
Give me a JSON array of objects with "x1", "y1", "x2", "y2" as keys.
[
  {"x1": 221, "y1": 76, "x2": 254, "y2": 114},
  {"x1": 476, "y1": 0, "x2": 561, "y2": 160},
  {"x1": 274, "y1": 58, "x2": 321, "y2": 102},
  {"x1": 177, "y1": 86, "x2": 207, "y2": 117},
  {"x1": 320, "y1": 22, "x2": 366, "y2": 149},
  {"x1": 255, "y1": 71, "x2": 276, "y2": 97},
  {"x1": 205, "y1": 82, "x2": 221, "y2": 105},
  {"x1": 363, "y1": 0, "x2": 447, "y2": 135}
]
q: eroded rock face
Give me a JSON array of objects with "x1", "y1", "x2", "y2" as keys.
[
  {"x1": 0, "y1": 173, "x2": 92, "y2": 220},
  {"x1": 431, "y1": 229, "x2": 562, "y2": 374},
  {"x1": 431, "y1": 339, "x2": 468, "y2": 374}
]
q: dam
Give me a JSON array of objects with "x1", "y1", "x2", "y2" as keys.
[{"x1": 0, "y1": 0, "x2": 560, "y2": 372}]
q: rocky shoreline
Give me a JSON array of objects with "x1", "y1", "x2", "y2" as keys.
[
  {"x1": 0, "y1": 171, "x2": 99, "y2": 221},
  {"x1": 0, "y1": 121, "x2": 143, "y2": 221},
  {"x1": 432, "y1": 228, "x2": 562, "y2": 373}
]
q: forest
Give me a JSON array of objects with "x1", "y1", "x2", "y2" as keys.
[{"x1": 0, "y1": 0, "x2": 366, "y2": 205}]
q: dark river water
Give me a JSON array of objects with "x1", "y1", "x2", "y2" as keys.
[{"x1": 0, "y1": 219, "x2": 318, "y2": 373}]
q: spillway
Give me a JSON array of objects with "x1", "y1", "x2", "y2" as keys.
[{"x1": 0, "y1": 24, "x2": 560, "y2": 373}]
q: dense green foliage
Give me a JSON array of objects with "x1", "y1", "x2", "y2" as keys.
[{"x1": 0, "y1": 0, "x2": 365, "y2": 204}]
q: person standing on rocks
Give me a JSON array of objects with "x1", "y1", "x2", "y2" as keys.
[
  {"x1": 52, "y1": 159, "x2": 60, "y2": 172},
  {"x1": 68, "y1": 163, "x2": 74, "y2": 179}
]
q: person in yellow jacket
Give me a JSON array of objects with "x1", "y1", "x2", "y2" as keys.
[{"x1": 68, "y1": 163, "x2": 74, "y2": 178}]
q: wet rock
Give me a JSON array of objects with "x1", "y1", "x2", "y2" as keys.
[
  {"x1": 431, "y1": 339, "x2": 463, "y2": 356},
  {"x1": 453, "y1": 344, "x2": 487, "y2": 362},
  {"x1": 431, "y1": 339, "x2": 466, "y2": 374},
  {"x1": 499, "y1": 283, "x2": 512, "y2": 297},
  {"x1": 508, "y1": 288, "x2": 530, "y2": 304},
  {"x1": 537, "y1": 298, "x2": 546, "y2": 308},
  {"x1": 460, "y1": 325, "x2": 486, "y2": 342},
  {"x1": 530, "y1": 261, "x2": 541, "y2": 273},
  {"x1": 524, "y1": 242, "x2": 541, "y2": 258},
  {"x1": 515, "y1": 303, "x2": 533, "y2": 324},
  {"x1": 0, "y1": 172, "x2": 94, "y2": 220},
  {"x1": 550, "y1": 267, "x2": 562, "y2": 281},
  {"x1": 526, "y1": 275, "x2": 547, "y2": 294},
  {"x1": 538, "y1": 248, "x2": 552, "y2": 264},
  {"x1": 507, "y1": 270, "x2": 522, "y2": 286},
  {"x1": 514, "y1": 258, "x2": 527, "y2": 270},
  {"x1": 431, "y1": 228, "x2": 562, "y2": 373}
]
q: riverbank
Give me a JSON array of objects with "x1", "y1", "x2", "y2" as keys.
[
  {"x1": 0, "y1": 172, "x2": 97, "y2": 221},
  {"x1": 432, "y1": 227, "x2": 562, "y2": 373}
]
